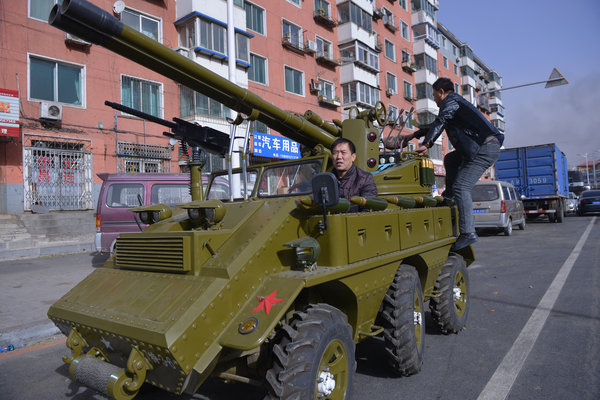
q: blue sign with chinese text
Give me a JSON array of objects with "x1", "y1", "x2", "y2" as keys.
[{"x1": 253, "y1": 132, "x2": 300, "y2": 160}]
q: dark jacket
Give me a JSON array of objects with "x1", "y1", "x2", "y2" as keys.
[
  {"x1": 415, "y1": 92, "x2": 504, "y2": 161},
  {"x1": 337, "y1": 165, "x2": 378, "y2": 212}
]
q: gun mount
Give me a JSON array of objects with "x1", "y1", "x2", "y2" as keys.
[{"x1": 47, "y1": 1, "x2": 475, "y2": 399}]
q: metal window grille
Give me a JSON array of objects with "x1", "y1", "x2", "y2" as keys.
[
  {"x1": 23, "y1": 134, "x2": 93, "y2": 210},
  {"x1": 117, "y1": 141, "x2": 171, "y2": 173}
]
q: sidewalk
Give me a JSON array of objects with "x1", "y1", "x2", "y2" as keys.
[{"x1": 0, "y1": 252, "x2": 108, "y2": 352}]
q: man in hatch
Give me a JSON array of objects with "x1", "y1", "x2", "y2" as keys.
[{"x1": 331, "y1": 138, "x2": 377, "y2": 212}]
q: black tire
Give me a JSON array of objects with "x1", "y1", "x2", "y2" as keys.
[
  {"x1": 265, "y1": 304, "x2": 355, "y2": 400},
  {"x1": 548, "y1": 212, "x2": 557, "y2": 223},
  {"x1": 503, "y1": 218, "x2": 513, "y2": 236},
  {"x1": 430, "y1": 253, "x2": 470, "y2": 334},
  {"x1": 556, "y1": 203, "x2": 564, "y2": 223},
  {"x1": 380, "y1": 264, "x2": 425, "y2": 376},
  {"x1": 518, "y1": 218, "x2": 526, "y2": 230}
]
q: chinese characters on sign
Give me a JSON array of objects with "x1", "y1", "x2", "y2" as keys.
[
  {"x1": 0, "y1": 89, "x2": 19, "y2": 138},
  {"x1": 253, "y1": 132, "x2": 300, "y2": 160}
]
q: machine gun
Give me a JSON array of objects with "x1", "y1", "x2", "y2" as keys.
[{"x1": 47, "y1": 2, "x2": 474, "y2": 399}]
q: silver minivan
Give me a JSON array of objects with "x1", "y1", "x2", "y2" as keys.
[{"x1": 472, "y1": 180, "x2": 526, "y2": 236}]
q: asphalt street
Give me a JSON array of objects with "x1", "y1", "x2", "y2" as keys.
[{"x1": 0, "y1": 214, "x2": 598, "y2": 400}]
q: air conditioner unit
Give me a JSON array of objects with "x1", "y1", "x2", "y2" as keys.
[
  {"x1": 65, "y1": 32, "x2": 91, "y2": 46},
  {"x1": 310, "y1": 81, "x2": 323, "y2": 92},
  {"x1": 305, "y1": 40, "x2": 317, "y2": 53},
  {"x1": 386, "y1": 88, "x2": 395, "y2": 96},
  {"x1": 40, "y1": 102, "x2": 63, "y2": 121},
  {"x1": 373, "y1": 7, "x2": 384, "y2": 19}
]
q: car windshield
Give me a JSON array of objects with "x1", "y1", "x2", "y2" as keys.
[
  {"x1": 206, "y1": 171, "x2": 257, "y2": 200},
  {"x1": 581, "y1": 190, "x2": 600, "y2": 198},
  {"x1": 258, "y1": 160, "x2": 322, "y2": 197},
  {"x1": 472, "y1": 185, "x2": 499, "y2": 201}
]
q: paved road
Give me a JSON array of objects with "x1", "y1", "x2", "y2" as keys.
[{"x1": 0, "y1": 215, "x2": 598, "y2": 399}]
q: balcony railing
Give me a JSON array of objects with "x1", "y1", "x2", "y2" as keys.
[
  {"x1": 316, "y1": 51, "x2": 341, "y2": 68},
  {"x1": 318, "y1": 94, "x2": 340, "y2": 107},
  {"x1": 402, "y1": 60, "x2": 417, "y2": 73},
  {"x1": 314, "y1": 9, "x2": 337, "y2": 28},
  {"x1": 282, "y1": 35, "x2": 305, "y2": 54}
]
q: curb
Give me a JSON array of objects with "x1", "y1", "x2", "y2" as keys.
[
  {"x1": 0, "y1": 241, "x2": 94, "y2": 261},
  {"x1": 0, "y1": 322, "x2": 61, "y2": 351}
]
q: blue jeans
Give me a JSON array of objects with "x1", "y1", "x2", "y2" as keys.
[{"x1": 442, "y1": 142, "x2": 501, "y2": 235}]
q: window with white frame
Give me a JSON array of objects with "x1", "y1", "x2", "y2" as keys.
[
  {"x1": 443, "y1": 56, "x2": 448, "y2": 68},
  {"x1": 314, "y1": 0, "x2": 331, "y2": 16},
  {"x1": 177, "y1": 17, "x2": 249, "y2": 62},
  {"x1": 249, "y1": 53, "x2": 267, "y2": 84},
  {"x1": 398, "y1": 0, "x2": 408, "y2": 11},
  {"x1": 316, "y1": 36, "x2": 333, "y2": 59},
  {"x1": 387, "y1": 73, "x2": 397, "y2": 94},
  {"x1": 29, "y1": 0, "x2": 61, "y2": 21},
  {"x1": 29, "y1": 55, "x2": 83, "y2": 106},
  {"x1": 337, "y1": 2, "x2": 372, "y2": 32},
  {"x1": 384, "y1": 39, "x2": 395, "y2": 62},
  {"x1": 402, "y1": 112, "x2": 414, "y2": 129},
  {"x1": 454, "y1": 64, "x2": 458, "y2": 75},
  {"x1": 401, "y1": 50, "x2": 411, "y2": 63},
  {"x1": 403, "y1": 80, "x2": 413, "y2": 100},
  {"x1": 287, "y1": 0, "x2": 301, "y2": 6},
  {"x1": 122, "y1": 75, "x2": 162, "y2": 117},
  {"x1": 318, "y1": 78, "x2": 335, "y2": 101},
  {"x1": 340, "y1": 42, "x2": 379, "y2": 71},
  {"x1": 341, "y1": 82, "x2": 379, "y2": 106},
  {"x1": 282, "y1": 20, "x2": 303, "y2": 48},
  {"x1": 245, "y1": 1, "x2": 265, "y2": 35},
  {"x1": 121, "y1": 8, "x2": 161, "y2": 42},
  {"x1": 180, "y1": 86, "x2": 230, "y2": 119},
  {"x1": 388, "y1": 105, "x2": 398, "y2": 122},
  {"x1": 284, "y1": 66, "x2": 304, "y2": 95},
  {"x1": 400, "y1": 20, "x2": 409, "y2": 40}
]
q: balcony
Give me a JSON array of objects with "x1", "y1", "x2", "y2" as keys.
[
  {"x1": 282, "y1": 35, "x2": 305, "y2": 54},
  {"x1": 412, "y1": 22, "x2": 440, "y2": 49},
  {"x1": 318, "y1": 94, "x2": 341, "y2": 107},
  {"x1": 402, "y1": 60, "x2": 417, "y2": 73},
  {"x1": 383, "y1": 15, "x2": 398, "y2": 32},
  {"x1": 316, "y1": 51, "x2": 341, "y2": 68},
  {"x1": 491, "y1": 118, "x2": 505, "y2": 132},
  {"x1": 314, "y1": 9, "x2": 337, "y2": 28}
]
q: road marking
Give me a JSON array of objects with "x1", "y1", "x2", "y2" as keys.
[{"x1": 477, "y1": 217, "x2": 596, "y2": 400}]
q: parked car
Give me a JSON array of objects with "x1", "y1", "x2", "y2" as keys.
[
  {"x1": 566, "y1": 192, "x2": 579, "y2": 215},
  {"x1": 472, "y1": 180, "x2": 526, "y2": 236},
  {"x1": 577, "y1": 190, "x2": 600, "y2": 216},
  {"x1": 95, "y1": 173, "x2": 195, "y2": 253}
]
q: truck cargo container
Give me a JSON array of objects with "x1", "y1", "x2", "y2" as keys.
[{"x1": 495, "y1": 143, "x2": 569, "y2": 222}]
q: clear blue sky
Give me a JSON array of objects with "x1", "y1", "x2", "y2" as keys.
[{"x1": 437, "y1": 0, "x2": 600, "y2": 168}]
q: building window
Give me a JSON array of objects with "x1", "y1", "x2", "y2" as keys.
[
  {"x1": 416, "y1": 82, "x2": 434, "y2": 100},
  {"x1": 337, "y1": 2, "x2": 372, "y2": 32},
  {"x1": 384, "y1": 39, "x2": 395, "y2": 62},
  {"x1": 318, "y1": 78, "x2": 336, "y2": 101},
  {"x1": 430, "y1": 143, "x2": 443, "y2": 160},
  {"x1": 287, "y1": 0, "x2": 301, "y2": 6},
  {"x1": 245, "y1": 2, "x2": 265, "y2": 35},
  {"x1": 282, "y1": 20, "x2": 303, "y2": 48},
  {"x1": 388, "y1": 105, "x2": 398, "y2": 122},
  {"x1": 403, "y1": 80, "x2": 413, "y2": 100},
  {"x1": 454, "y1": 64, "x2": 458, "y2": 75},
  {"x1": 284, "y1": 66, "x2": 304, "y2": 95},
  {"x1": 249, "y1": 53, "x2": 267, "y2": 84},
  {"x1": 316, "y1": 36, "x2": 334, "y2": 59},
  {"x1": 452, "y1": 44, "x2": 458, "y2": 56},
  {"x1": 399, "y1": 0, "x2": 408, "y2": 11},
  {"x1": 121, "y1": 8, "x2": 160, "y2": 41},
  {"x1": 341, "y1": 82, "x2": 379, "y2": 106},
  {"x1": 461, "y1": 65, "x2": 475, "y2": 79},
  {"x1": 236, "y1": 35, "x2": 249, "y2": 63},
  {"x1": 177, "y1": 17, "x2": 249, "y2": 62},
  {"x1": 414, "y1": 53, "x2": 437, "y2": 74},
  {"x1": 29, "y1": 0, "x2": 61, "y2": 21},
  {"x1": 314, "y1": 0, "x2": 331, "y2": 15},
  {"x1": 29, "y1": 55, "x2": 83, "y2": 106},
  {"x1": 180, "y1": 86, "x2": 230, "y2": 119},
  {"x1": 400, "y1": 20, "x2": 410, "y2": 40},
  {"x1": 122, "y1": 75, "x2": 162, "y2": 117},
  {"x1": 386, "y1": 73, "x2": 397, "y2": 94},
  {"x1": 455, "y1": 83, "x2": 459, "y2": 93},
  {"x1": 443, "y1": 56, "x2": 448, "y2": 68},
  {"x1": 401, "y1": 50, "x2": 411, "y2": 63}
]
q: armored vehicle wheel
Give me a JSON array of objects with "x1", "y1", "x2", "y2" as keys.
[
  {"x1": 380, "y1": 265, "x2": 425, "y2": 376},
  {"x1": 265, "y1": 303, "x2": 355, "y2": 400},
  {"x1": 430, "y1": 254, "x2": 469, "y2": 334}
]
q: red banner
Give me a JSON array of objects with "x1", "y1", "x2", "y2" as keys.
[{"x1": 0, "y1": 89, "x2": 20, "y2": 138}]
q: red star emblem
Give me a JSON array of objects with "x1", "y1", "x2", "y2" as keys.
[{"x1": 251, "y1": 289, "x2": 284, "y2": 315}]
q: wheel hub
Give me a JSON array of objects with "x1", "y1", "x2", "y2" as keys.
[
  {"x1": 453, "y1": 287, "x2": 462, "y2": 301},
  {"x1": 317, "y1": 370, "x2": 336, "y2": 397}
]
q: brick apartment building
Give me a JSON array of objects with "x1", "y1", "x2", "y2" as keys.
[{"x1": 0, "y1": 0, "x2": 504, "y2": 214}]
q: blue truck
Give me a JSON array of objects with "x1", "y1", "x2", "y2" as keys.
[{"x1": 495, "y1": 143, "x2": 569, "y2": 223}]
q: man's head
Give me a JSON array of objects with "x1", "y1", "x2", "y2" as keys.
[
  {"x1": 432, "y1": 77, "x2": 455, "y2": 107},
  {"x1": 332, "y1": 138, "x2": 356, "y2": 178}
]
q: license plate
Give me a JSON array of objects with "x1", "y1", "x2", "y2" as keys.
[{"x1": 473, "y1": 209, "x2": 487, "y2": 213}]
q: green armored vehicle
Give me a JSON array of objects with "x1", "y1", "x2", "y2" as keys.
[{"x1": 48, "y1": 1, "x2": 475, "y2": 399}]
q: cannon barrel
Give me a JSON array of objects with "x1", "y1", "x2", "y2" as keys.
[{"x1": 49, "y1": 0, "x2": 336, "y2": 150}]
